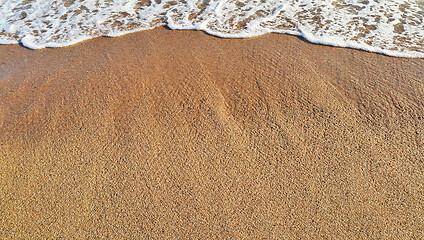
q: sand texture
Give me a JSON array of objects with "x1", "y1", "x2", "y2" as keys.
[{"x1": 1, "y1": 28, "x2": 424, "y2": 239}]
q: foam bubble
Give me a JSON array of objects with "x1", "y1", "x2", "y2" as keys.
[{"x1": 0, "y1": 0, "x2": 423, "y2": 58}]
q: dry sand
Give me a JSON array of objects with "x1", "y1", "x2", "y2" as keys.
[{"x1": 1, "y1": 27, "x2": 424, "y2": 239}]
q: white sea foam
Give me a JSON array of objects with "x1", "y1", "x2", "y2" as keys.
[{"x1": 0, "y1": 0, "x2": 423, "y2": 58}]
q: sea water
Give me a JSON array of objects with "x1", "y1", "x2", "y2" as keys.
[{"x1": 0, "y1": 0, "x2": 423, "y2": 57}]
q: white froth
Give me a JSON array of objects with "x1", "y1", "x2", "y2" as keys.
[{"x1": 0, "y1": 0, "x2": 423, "y2": 58}]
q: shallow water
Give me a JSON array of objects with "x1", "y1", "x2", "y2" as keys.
[{"x1": 1, "y1": 0, "x2": 423, "y2": 57}]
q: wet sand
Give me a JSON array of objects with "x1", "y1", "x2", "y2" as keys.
[{"x1": 1, "y1": 27, "x2": 424, "y2": 239}]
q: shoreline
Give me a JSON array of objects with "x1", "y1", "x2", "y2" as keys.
[
  {"x1": 3, "y1": 28, "x2": 424, "y2": 59},
  {"x1": 1, "y1": 27, "x2": 424, "y2": 238}
]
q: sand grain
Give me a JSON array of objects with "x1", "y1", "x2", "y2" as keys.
[{"x1": 1, "y1": 28, "x2": 424, "y2": 239}]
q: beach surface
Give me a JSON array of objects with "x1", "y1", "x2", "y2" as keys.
[{"x1": 1, "y1": 28, "x2": 424, "y2": 239}]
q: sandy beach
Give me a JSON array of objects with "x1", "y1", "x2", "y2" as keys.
[{"x1": 1, "y1": 27, "x2": 424, "y2": 238}]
